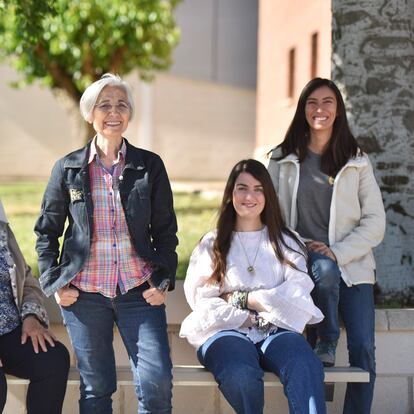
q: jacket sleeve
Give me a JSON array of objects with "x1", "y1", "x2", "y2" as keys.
[
  {"x1": 248, "y1": 237, "x2": 323, "y2": 333},
  {"x1": 330, "y1": 157, "x2": 386, "y2": 265},
  {"x1": 179, "y1": 233, "x2": 249, "y2": 348},
  {"x1": 34, "y1": 159, "x2": 70, "y2": 278},
  {"x1": 149, "y1": 156, "x2": 178, "y2": 290},
  {"x1": 8, "y1": 226, "x2": 49, "y2": 327}
]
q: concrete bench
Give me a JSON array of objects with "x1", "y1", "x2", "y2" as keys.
[
  {"x1": 172, "y1": 365, "x2": 369, "y2": 401},
  {"x1": 7, "y1": 364, "x2": 369, "y2": 402},
  {"x1": 172, "y1": 365, "x2": 369, "y2": 386}
]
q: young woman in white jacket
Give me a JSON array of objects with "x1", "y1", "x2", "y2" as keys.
[
  {"x1": 180, "y1": 159, "x2": 325, "y2": 414},
  {"x1": 267, "y1": 78, "x2": 386, "y2": 414}
]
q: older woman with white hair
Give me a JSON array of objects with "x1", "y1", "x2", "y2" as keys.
[{"x1": 35, "y1": 73, "x2": 178, "y2": 414}]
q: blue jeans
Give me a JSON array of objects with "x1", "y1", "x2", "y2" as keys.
[
  {"x1": 61, "y1": 283, "x2": 172, "y2": 414},
  {"x1": 308, "y1": 251, "x2": 376, "y2": 414},
  {"x1": 197, "y1": 330, "x2": 326, "y2": 414}
]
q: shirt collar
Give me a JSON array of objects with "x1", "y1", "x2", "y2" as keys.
[{"x1": 88, "y1": 137, "x2": 127, "y2": 165}]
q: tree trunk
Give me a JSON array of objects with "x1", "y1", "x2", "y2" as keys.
[
  {"x1": 332, "y1": 0, "x2": 414, "y2": 302},
  {"x1": 52, "y1": 88, "x2": 96, "y2": 144}
]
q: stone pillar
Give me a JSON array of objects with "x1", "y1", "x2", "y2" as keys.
[{"x1": 332, "y1": 0, "x2": 414, "y2": 299}]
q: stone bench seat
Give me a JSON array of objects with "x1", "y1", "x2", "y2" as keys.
[
  {"x1": 172, "y1": 365, "x2": 369, "y2": 386},
  {"x1": 6, "y1": 364, "x2": 369, "y2": 402},
  {"x1": 6, "y1": 365, "x2": 369, "y2": 386},
  {"x1": 7, "y1": 365, "x2": 369, "y2": 401}
]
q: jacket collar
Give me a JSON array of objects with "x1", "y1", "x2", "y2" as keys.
[
  {"x1": 63, "y1": 142, "x2": 91, "y2": 170},
  {"x1": 123, "y1": 140, "x2": 146, "y2": 172},
  {"x1": 63, "y1": 138, "x2": 146, "y2": 172},
  {"x1": 277, "y1": 153, "x2": 299, "y2": 164},
  {"x1": 88, "y1": 137, "x2": 127, "y2": 165},
  {"x1": 269, "y1": 147, "x2": 299, "y2": 163},
  {"x1": 272, "y1": 148, "x2": 368, "y2": 168},
  {"x1": 343, "y1": 152, "x2": 368, "y2": 168}
]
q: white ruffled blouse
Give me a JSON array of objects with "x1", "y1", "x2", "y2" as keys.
[{"x1": 179, "y1": 227, "x2": 324, "y2": 349}]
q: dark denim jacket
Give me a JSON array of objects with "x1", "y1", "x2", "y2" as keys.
[{"x1": 35, "y1": 139, "x2": 178, "y2": 297}]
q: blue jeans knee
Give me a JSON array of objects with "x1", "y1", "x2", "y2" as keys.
[
  {"x1": 309, "y1": 251, "x2": 341, "y2": 290},
  {"x1": 260, "y1": 330, "x2": 326, "y2": 414},
  {"x1": 308, "y1": 252, "x2": 341, "y2": 341},
  {"x1": 198, "y1": 331, "x2": 264, "y2": 413}
]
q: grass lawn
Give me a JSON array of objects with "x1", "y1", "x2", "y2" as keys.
[{"x1": 0, "y1": 182, "x2": 220, "y2": 279}]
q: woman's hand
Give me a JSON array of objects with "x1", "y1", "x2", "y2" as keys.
[
  {"x1": 306, "y1": 240, "x2": 337, "y2": 262},
  {"x1": 55, "y1": 286, "x2": 79, "y2": 307},
  {"x1": 21, "y1": 316, "x2": 57, "y2": 354},
  {"x1": 241, "y1": 312, "x2": 255, "y2": 328},
  {"x1": 143, "y1": 286, "x2": 166, "y2": 306}
]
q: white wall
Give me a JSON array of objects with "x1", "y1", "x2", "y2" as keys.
[{"x1": 171, "y1": 0, "x2": 258, "y2": 89}]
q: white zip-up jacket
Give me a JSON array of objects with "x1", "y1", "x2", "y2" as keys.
[{"x1": 267, "y1": 150, "x2": 386, "y2": 286}]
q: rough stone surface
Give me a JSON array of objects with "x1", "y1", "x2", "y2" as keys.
[
  {"x1": 375, "y1": 309, "x2": 389, "y2": 331},
  {"x1": 387, "y1": 308, "x2": 414, "y2": 331},
  {"x1": 376, "y1": 331, "x2": 414, "y2": 374},
  {"x1": 372, "y1": 376, "x2": 411, "y2": 414},
  {"x1": 332, "y1": 0, "x2": 414, "y2": 296}
]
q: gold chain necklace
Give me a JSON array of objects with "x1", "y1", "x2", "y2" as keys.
[{"x1": 236, "y1": 229, "x2": 263, "y2": 275}]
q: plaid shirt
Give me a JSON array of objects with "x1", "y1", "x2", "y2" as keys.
[{"x1": 71, "y1": 138, "x2": 152, "y2": 297}]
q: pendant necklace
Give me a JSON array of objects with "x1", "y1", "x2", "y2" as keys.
[{"x1": 236, "y1": 229, "x2": 263, "y2": 275}]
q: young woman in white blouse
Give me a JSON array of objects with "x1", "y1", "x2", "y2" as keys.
[{"x1": 180, "y1": 159, "x2": 325, "y2": 414}]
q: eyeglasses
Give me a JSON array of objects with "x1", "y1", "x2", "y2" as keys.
[{"x1": 94, "y1": 102, "x2": 131, "y2": 114}]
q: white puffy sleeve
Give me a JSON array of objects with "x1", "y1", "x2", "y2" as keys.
[
  {"x1": 249, "y1": 236, "x2": 324, "y2": 333},
  {"x1": 179, "y1": 232, "x2": 250, "y2": 348}
]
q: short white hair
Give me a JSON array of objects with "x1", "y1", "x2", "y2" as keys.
[{"x1": 79, "y1": 73, "x2": 135, "y2": 122}]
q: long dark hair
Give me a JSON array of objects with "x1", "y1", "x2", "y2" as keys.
[
  {"x1": 209, "y1": 159, "x2": 306, "y2": 286},
  {"x1": 273, "y1": 78, "x2": 362, "y2": 177}
]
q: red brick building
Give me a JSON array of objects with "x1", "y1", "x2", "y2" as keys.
[{"x1": 255, "y1": 0, "x2": 331, "y2": 158}]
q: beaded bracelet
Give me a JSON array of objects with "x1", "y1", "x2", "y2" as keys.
[{"x1": 229, "y1": 290, "x2": 249, "y2": 309}]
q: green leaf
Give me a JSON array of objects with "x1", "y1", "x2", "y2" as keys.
[{"x1": 0, "y1": 0, "x2": 181, "y2": 103}]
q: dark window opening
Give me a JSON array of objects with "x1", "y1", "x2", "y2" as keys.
[
  {"x1": 288, "y1": 48, "x2": 295, "y2": 98},
  {"x1": 311, "y1": 32, "x2": 318, "y2": 78}
]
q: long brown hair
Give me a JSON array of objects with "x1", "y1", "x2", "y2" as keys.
[
  {"x1": 272, "y1": 78, "x2": 362, "y2": 177},
  {"x1": 209, "y1": 159, "x2": 306, "y2": 286}
]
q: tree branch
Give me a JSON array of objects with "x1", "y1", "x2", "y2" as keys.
[
  {"x1": 109, "y1": 46, "x2": 127, "y2": 73},
  {"x1": 34, "y1": 43, "x2": 81, "y2": 103},
  {"x1": 81, "y1": 41, "x2": 94, "y2": 78}
]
